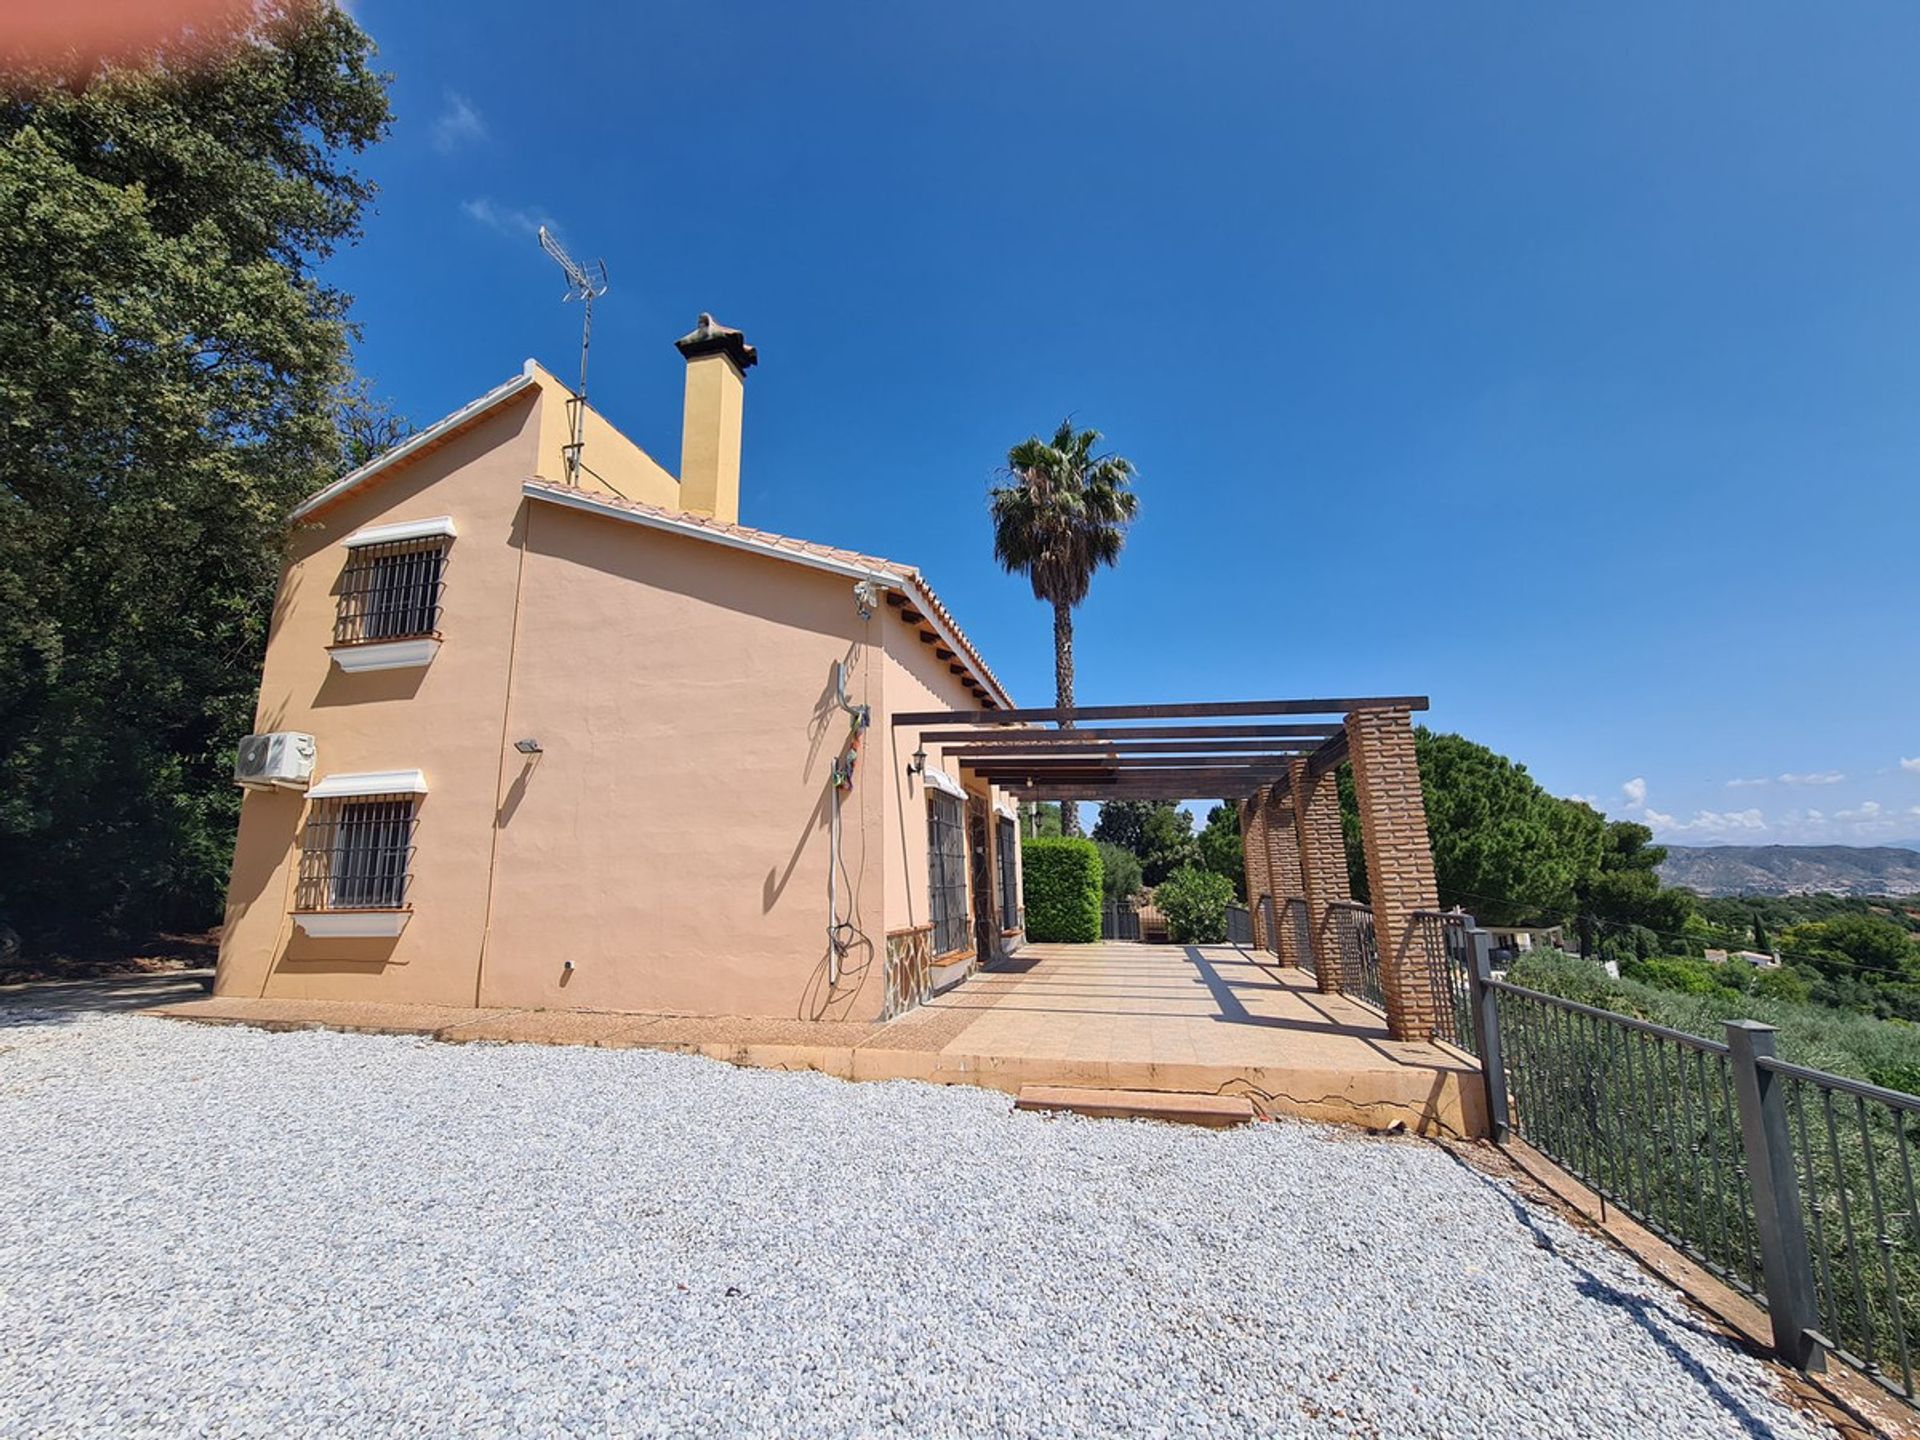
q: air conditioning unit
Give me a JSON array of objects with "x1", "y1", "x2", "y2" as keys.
[{"x1": 234, "y1": 731, "x2": 317, "y2": 790}]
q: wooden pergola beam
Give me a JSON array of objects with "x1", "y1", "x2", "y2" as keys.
[
  {"x1": 890, "y1": 696, "x2": 1430, "y2": 727},
  {"x1": 915, "y1": 723, "x2": 1342, "y2": 744},
  {"x1": 950, "y1": 740, "x2": 1316, "y2": 759}
]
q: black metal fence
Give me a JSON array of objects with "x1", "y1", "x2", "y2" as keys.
[
  {"x1": 1465, "y1": 941, "x2": 1920, "y2": 1403},
  {"x1": 1287, "y1": 898, "x2": 1314, "y2": 979},
  {"x1": 1327, "y1": 900, "x2": 1383, "y2": 1011},
  {"x1": 1225, "y1": 902, "x2": 1252, "y2": 947}
]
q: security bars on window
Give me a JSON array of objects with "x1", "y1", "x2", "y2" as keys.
[
  {"x1": 996, "y1": 816, "x2": 1019, "y2": 929},
  {"x1": 334, "y1": 540, "x2": 448, "y2": 645},
  {"x1": 927, "y1": 793, "x2": 969, "y2": 958},
  {"x1": 297, "y1": 796, "x2": 418, "y2": 911}
]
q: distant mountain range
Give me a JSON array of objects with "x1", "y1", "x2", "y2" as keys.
[{"x1": 1658, "y1": 844, "x2": 1920, "y2": 898}]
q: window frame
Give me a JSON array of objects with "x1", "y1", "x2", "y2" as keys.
[
  {"x1": 926, "y1": 791, "x2": 970, "y2": 959},
  {"x1": 296, "y1": 794, "x2": 419, "y2": 912},
  {"x1": 334, "y1": 539, "x2": 449, "y2": 647},
  {"x1": 996, "y1": 815, "x2": 1019, "y2": 930}
]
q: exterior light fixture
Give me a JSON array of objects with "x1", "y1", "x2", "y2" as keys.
[
  {"x1": 513, "y1": 738, "x2": 543, "y2": 755},
  {"x1": 908, "y1": 746, "x2": 927, "y2": 777}
]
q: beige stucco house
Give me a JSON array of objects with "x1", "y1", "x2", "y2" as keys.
[{"x1": 217, "y1": 316, "x2": 1022, "y2": 1022}]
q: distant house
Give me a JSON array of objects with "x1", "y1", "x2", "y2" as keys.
[
  {"x1": 1704, "y1": 948, "x2": 1781, "y2": 970},
  {"x1": 1483, "y1": 924, "x2": 1564, "y2": 958},
  {"x1": 218, "y1": 316, "x2": 1024, "y2": 1022}
]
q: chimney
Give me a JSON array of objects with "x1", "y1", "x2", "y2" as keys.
[{"x1": 674, "y1": 313, "x2": 757, "y2": 524}]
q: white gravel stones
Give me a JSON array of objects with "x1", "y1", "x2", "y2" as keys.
[{"x1": 0, "y1": 1007, "x2": 1834, "y2": 1439}]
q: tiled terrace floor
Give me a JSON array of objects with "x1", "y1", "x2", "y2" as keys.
[{"x1": 148, "y1": 943, "x2": 1485, "y2": 1136}]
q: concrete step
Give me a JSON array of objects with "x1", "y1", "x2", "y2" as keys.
[{"x1": 1014, "y1": 1085, "x2": 1256, "y2": 1128}]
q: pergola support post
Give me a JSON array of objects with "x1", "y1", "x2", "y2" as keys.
[
  {"x1": 1288, "y1": 758, "x2": 1352, "y2": 993},
  {"x1": 1263, "y1": 788, "x2": 1305, "y2": 968},
  {"x1": 1346, "y1": 706, "x2": 1443, "y2": 1041},
  {"x1": 1241, "y1": 788, "x2": 1274, "y2": 950}
]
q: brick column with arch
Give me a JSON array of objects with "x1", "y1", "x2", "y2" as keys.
[{"x1": 1345, "y1": 706, "x2": 1443, "y2": 1041}]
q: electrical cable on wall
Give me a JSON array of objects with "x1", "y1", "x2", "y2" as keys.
[{"x1": 826, "y1": 645, "x2": 872, "y2": 985}]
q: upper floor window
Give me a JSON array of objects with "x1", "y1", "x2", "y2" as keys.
[{"x1": 336, "y1": 538, "x2": 448, "y2": 645}]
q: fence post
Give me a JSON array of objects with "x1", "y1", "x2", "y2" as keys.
[
  {"x1": 1725, "y1": 1020, "x2": 1825, "y2": 1374},
  {"x1": 1465, "y1": 926, "x2": 1510, "y2": 1142}
]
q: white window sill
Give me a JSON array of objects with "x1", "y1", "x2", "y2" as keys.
[
  {"x1": 329, "y1": 637, "x2": 440, "y2": 673},
  {"x1": 292, "y1": 910, "x2": 411, "y2": 938}
]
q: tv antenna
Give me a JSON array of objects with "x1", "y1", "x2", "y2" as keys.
[{"x1": 537, "y1": 225, "x2": 608, "y2": 485}]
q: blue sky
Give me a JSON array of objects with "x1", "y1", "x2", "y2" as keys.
[{"x1": 329, "y1": 1, "x2": 1920, "y2": 846}]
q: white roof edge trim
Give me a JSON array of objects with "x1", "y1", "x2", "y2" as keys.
[
  {"x1": 993, "y1": 797, "x2": 1018, "y2": 821},
  {"x1": 519, "y1": 482, "x2": 1015, "y2": 711},
  {"x1": 343, "y1": 515, "x2": 458, "y2": 548},
  {"x1": 290, "y1": 371, "x2": 539, "y2": 521},
  {"x1": 306, "y1": 768, "x2": 429, "y2": 799},
  {"x1": 922, "y1": 766, "x2": 967, "y2": 801},
  {"x1": 521, "y1": 481, "x2": 905, "y2": 586}
]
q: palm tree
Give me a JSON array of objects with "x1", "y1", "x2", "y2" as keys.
[{"x1": 989, "y1": 420, "x2": 1139, "y2": 837}]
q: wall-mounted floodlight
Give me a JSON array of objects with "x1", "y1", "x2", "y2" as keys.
[{"x1": 514, "y1": 738, "x2": 543, "y2": 755}]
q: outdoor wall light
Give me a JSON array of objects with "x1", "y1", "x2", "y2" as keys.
[
  {"x1": 513, "y1": 738, "x2": 543, "y2": 755},
  {"x1": 908, "y1": 746, "x2": 927, "y2": 777}
]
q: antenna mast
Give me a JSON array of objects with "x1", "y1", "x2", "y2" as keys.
[{"x1": 536, "y1": 225, "x2": 609, "y2": 486}]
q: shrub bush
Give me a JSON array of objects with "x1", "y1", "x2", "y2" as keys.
[
  {"x1": 1155, "y1": 866, "x2": 1235, "y2": 944},
  {"x1": 1095, "y1": 842, "x2": 1142, "y2": 901},
  {"x1": 1022, "y1": 837, "x2": 1102, "y2": 943}
]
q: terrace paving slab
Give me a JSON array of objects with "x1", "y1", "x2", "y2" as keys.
[{"x1": 148, "y1": 943, "x2": 1483, "y2": 1136}]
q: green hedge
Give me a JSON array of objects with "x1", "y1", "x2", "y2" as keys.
[
  {"x1": 1022, "y1": 837, "x2": 1103, "y2": 943},
  {"x1": 1156, "y1": 866, "x2": 1235, "y2": 943}
]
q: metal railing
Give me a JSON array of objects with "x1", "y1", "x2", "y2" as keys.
[
  {"x1": 1762, "y1": 1056, "x2": 1920, "y2": 1396},
  {"x1": 1488, "y1": 978, "x2": 1763, "y2": 1299},
  {"x1": 1287, "y1": 898, "x2": 1314, "y2": 979},
  {"x1": 1413, "y1": 910, "x2": 1475, "y2": 1053},
  {"x1": 1465, "y1": 940, "x2": 1920, "y2": 1403},
  {"x1": 1327, "y1": 900, "x2": 1383, "y2": 1011},
  {"x1": 1225, "y1": 902, "x2": 1252, "y2": 947}
]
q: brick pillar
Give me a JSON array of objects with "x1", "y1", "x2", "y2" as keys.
[
  {"x1": 1240, "y1": 788, "x2": 1274, "y2": 949},
  {"x1": 1263, "y1": 788, "x2": 1305, "y2": 968},
  {"x1": 1289, "y1": 758, "x2": 1352, "y2": 993},
  {"x1": 1346, "y1": 707, "x2": 1442, "y2": 1041}
]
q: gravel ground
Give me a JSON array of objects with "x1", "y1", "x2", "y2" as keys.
[{"x1": 0, "y1": 1006, "x2": 1835, "y2": 1440}]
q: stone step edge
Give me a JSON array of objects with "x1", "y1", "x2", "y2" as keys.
[{"x1": 1013, "y1": 1085, "x2": 1256, "y2": 1128}]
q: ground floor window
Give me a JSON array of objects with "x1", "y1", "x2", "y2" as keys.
[
  {"x1": 996, "y1": 815, "x2": 1019, "y2": 927},
  {"x1": 927, "y1": 792, "x2": 969, "y2": 957},
  {"x1": 297, "y1": 796, "x2": 418, "y2": 910}
]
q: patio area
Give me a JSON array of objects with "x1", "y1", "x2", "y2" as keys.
[{"x1": 152, "y1": 940, "x2": 1486, "y2": 1136}]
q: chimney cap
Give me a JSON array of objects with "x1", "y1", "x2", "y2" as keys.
[{"x1": 674, "y1": 312, "x2": 758, "y2": 373}]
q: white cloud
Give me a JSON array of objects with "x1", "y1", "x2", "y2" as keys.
[
  {"x1": 1568, "y1": 793, "x2": 1599, "y2": 807},
  {"x1": 1835, "y1": 801, "x2": 1884, "y2": 822},
  {"x1": 1902, "y1": 757, "x2": 1920, "y2": 775},
  {"x1": 461, "y1": 197, "x2": 556, "y2": 240},
  {"x1": 1724, "y1": 777, "x2": 1771, "y2": 789},
  {"x1": 432, "y1": 92, "x2": 487, "y2": 154},
  {"x1": 1621, "y1": 777, "x2": 1647, "y2": 809},
  {"x1": 1644, "y1": 806, "x2": 1768, "y2": 837},
  {"x1": 1778, "y1": 771, "x2": 1846, "y2": 786}
]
